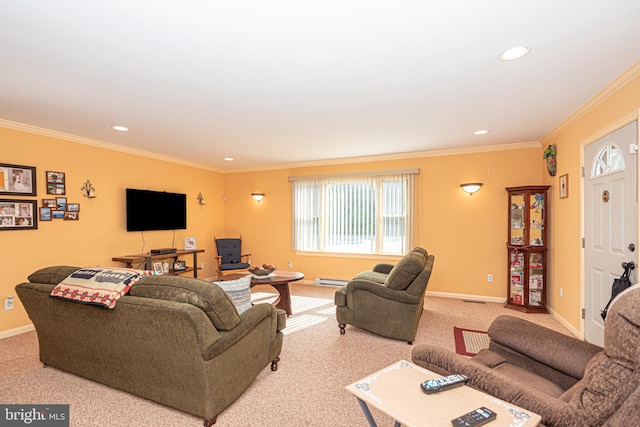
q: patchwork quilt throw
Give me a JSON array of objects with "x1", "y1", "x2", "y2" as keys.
[{"x1": 50, "y1": 267, "x2": 150, "y2": 309}]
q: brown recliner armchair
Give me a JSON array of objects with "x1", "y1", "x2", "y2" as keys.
[
  {"x1": 411, "y1": 284, "x2": 640, "y2": 426},
  {"x1": 334, "y1": 247, "x2": 435, "y2": 344}
]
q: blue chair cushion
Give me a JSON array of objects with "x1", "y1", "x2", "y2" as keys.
[{"x1": 220, "y1": 263, "x2": 251, "y2": 271}]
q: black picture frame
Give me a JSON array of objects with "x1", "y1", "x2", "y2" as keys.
[
  {"x1": 0, "y1": 199, "x2": 38, "y2": 230},
  {"x1": 0, "y1": 163, "x2": 37, "y2": 196}
]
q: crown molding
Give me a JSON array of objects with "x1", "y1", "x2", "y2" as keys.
[
  {"x1": 1, "y1": 118, "x2": 539, "y2": 175},
  {"x1": 0, "y1": 119, "x2": 222, "y2": 173},
  {"x1": 542, "y1": 60, "x2": 640, "y2": 144}
]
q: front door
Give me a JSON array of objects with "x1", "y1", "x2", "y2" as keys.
[{"x1": 584, "y1": 121, "x2": 637, "y2": 346}]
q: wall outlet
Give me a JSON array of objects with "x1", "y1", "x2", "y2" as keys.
[
  {"x1": 560, "y1": 288, "x2": 564, "y2": 298},
  {"x1": 5, "y1": 296, "x2": 15, "y2": 310},
  {"x1": 287, "y1": 261, "x2": 293, "y2": 268},
  {"x1": 200, "y1": 262, "x2": 205, "y2": 269},
  {"x1": 487, "y1": 274, "x2": 493, "y2": 283}
]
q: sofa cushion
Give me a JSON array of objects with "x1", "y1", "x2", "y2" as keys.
[
  {"x1": 28, "y1": 266, "x2": 82, "y2": 285},
  {"x1": 213, "y1": 275, "x2": 252, "y2": 314},
  {"x1": 50, "y1": 266, "x2": 150, "y2": 309},
  {"x1": 353, "y1": 270, "x2": 387, "y2": 284},
  {"x1": 384, "y1": 249, "x2": 426, "y2": 290},
  {"x1": 130, "y1": 275, "x2": 241, "y2": 331}
]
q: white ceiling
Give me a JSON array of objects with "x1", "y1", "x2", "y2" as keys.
[{"x1": 1, "y1": 1, "x2": 640, "y2": 172}]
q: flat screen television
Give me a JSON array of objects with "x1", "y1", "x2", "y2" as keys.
[{"x1": 126, "y1": 188, "x2": 187, "y2": 231}]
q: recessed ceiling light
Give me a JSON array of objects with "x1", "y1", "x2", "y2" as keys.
[
  {"x1": 112, "y1": 125, "x2": 128, "y2": 132},
  {"x1": 224, "y1": 157, "x2": 234, "y2": 161},
  {"x1": 499, "y1": 46, "x2": 531, "y2": 61},
  {"x1": 474, "y1": 129, "x2": 489, "y2": 135}
]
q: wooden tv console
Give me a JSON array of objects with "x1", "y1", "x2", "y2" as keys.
[{"x1": 112, "y1": 249, "x2": 205, "y2": 278}]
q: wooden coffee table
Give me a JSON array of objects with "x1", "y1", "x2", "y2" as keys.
[
  {"x1": 219, "y1": 270, "x2": 304, "y2": 316},
  {"x1": 346, "y1": 360, "x2": 541, "y2": 427}
]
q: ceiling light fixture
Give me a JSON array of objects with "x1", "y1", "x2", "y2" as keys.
[
  {"x1": 112, "y1": 125, "x2": 129, "y2": 132},
  {"x1": 224, "y1": 157, "x2": 234, "y2": 161},
  {"x1": 499, "y1": 46, "x2": 531, "y2": 61},
  {"x1": 474, "y1": 129, "x2": 489, "y2": 135}
]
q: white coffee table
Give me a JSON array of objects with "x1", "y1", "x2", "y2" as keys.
[{"x1": 346, "y1": 360, "x2": 541, "y2": 427}]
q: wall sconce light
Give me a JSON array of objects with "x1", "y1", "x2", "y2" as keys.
[
  {"x1": 81, "y1": 180, "x2": 96, "y2": 198},
  {"x1": 460, "y1": 183, "x2": 483, "y2": 195},
  {"x1": 251, "y1": 193, "x2": 265, "y2": 203},
  {"x1": 197, "y1": 192, "x2": 206, "y2": 205}
]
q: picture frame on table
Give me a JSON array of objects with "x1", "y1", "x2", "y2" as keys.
[
  {"x1": 185, "y1": 237, "x2": 197, "y2": 250},
  {"x1": 174, "y1": 260, "x2": 187, "y2": 271},
  {"x1": 0, "y1": 163, "x2": 37, "y2": 196},
  {"x1": 0, "y1": 199, "x2": 38, "y2": 230},
  {"x1": 46, "y1": 171, "x2": 66, "y2": 195},
  {"x1": 559, "y1": 174, "x2": 568, "y2": 199},
  {"x1": 153, "y1": 262, "x2": 164, "y2": 275}
]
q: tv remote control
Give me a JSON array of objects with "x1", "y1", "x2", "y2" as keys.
[
  {"x1": 420, "y1": 374, "x2": 468, "y2": 394},
  {"x1": 451, "y1": 406, "x2": 497, "y2": 426}
]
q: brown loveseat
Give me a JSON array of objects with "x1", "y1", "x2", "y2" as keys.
[
  {"x1": 16, "y1": 266, "x2": 285, "y2": 426},
  {"x1": 335, "y1": 247, "x2": 435, "y2": 344},
  {"x1": 411, "y1": 284, "x2": 640, "y2": 426}
]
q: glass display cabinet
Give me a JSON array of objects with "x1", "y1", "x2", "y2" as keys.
[{"x1": 506, "y1": 185, "x2": 550, "y2": 313}]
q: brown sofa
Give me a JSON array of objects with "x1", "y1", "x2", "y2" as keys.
[
  {"x1": 16, "y1": 266, "x2": 286, "y2": 426},
  {"x1": 411, "y1": 284, "x2": 640, "y2": 426},
  {"x1": 335, "y1": 247, "x2": 435, "y2": 344}
]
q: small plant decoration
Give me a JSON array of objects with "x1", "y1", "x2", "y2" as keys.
[{"x1": 543, "y1": 144, "x2": 557, "y2": 177}]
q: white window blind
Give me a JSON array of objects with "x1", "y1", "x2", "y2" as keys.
[{"x1": 290, "y1": 169, "x2": 418, "y2": 255}]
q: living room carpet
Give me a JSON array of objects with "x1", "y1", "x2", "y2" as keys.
[
  {"x1": 453, "y1": 326, "x2": 490, "y2": 356},
  {"x1": 0, "y1": 283, "x2": 573, "y2": 426}
]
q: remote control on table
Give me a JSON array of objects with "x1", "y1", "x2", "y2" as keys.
[
  {"x1": 420, "y1": 374, "x2": 468, "y2": 394},
  {"x1": 451, "y1": 406, "x2": 497, "y2": 427}
]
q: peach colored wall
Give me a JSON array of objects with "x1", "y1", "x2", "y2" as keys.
[
  {"x1": 0, "y1": 127, "x2": 225, "y2": 334},
  {"x1": 223, "y1": 149, "x2": 542, "y2": 298},
  {"x1": 541, "y1": 72, "x2": 640, "y2": 330}
]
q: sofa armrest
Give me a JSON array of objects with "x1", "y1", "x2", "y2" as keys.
[
  {"x1": 345, "y1": 279, "x2": 421, "y2": 304},
  {"x1": 488, "y1": 316, "x2": 602, "y2": 380},
  {"x1": 372, "y1": 263, "x2": 394, "y2": 274},
  {"x1": 411, "y1": 345, "x2": 589, "y2": 427},
  {"x1": 202, "y1": 303, "x2": 278, "y2": 360}
]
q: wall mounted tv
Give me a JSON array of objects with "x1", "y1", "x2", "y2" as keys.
[{"x1": 126, "y1": 188, "x2": 187, "y2": 232}]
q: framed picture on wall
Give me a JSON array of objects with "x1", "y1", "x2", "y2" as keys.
[
  {"x1": 0, "y1": 163, "x2": 37, "y2": 196},
  {"x1": 46, "y1": 171, "x2": 66, "y2": 195},
  {"x1": 0, "y1": 199, "x2": 38, "y2": 230},
  {"x1": 559, "y1": 174, "x2": 568, "y2": 199},
  {"x1": 39, "y1": 207, "x2": 52, "y2": 221}
]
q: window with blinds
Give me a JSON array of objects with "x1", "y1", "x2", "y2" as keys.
[{"x1": 290, "y1": 169, "x2": 418, "y2": 255}]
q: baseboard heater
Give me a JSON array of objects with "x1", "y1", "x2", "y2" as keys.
[{"x1": 314, "y1": 277, "x2": 349, "y2": 287}]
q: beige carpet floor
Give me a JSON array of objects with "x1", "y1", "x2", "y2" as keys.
[{"x1": 0, "y1": 283, "x2": 571, "y2": 426}]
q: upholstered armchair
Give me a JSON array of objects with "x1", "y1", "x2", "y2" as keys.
[
  {"x1": 411, "y1": 284, "x2": 640, "y2": 426},
  {"x1": 334, "y1": 247, "x2": 435, "y2": 344}
]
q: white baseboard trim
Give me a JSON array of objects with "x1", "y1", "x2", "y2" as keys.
[
  {"x1": 425, "y1": 290, "x2": 507, "y2": 304},
  {"x1": 0, "y1": 324, "x2": 34, "y2": 340},
  {"x1": 547, "y1": 306, "x2": 580, "y2": 338}
]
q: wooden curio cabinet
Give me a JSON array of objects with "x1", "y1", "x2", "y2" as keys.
[{"x1": 506, "y1": 186, "x2": 550, "y2": 313}]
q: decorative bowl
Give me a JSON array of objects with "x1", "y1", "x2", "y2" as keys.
[{"x1": 249, "y1": 267, "x2": 275, "y2": 276}]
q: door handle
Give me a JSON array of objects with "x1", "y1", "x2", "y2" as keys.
[{"x1": 629, "y1": 243, "x2": 636, "y2": 252}]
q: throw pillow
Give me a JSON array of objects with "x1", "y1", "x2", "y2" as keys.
[
  {"x1": 50, "y1": 267, "x2": 151, "y2": 309},
  {"x1": 214, "y1": 275, "x2": 252, "y2": 314},
  {"x1": 385, "y1": 250, "x2": 426, "y2": 290}
]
